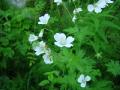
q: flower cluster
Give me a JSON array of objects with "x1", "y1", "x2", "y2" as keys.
[
  {"x1": 28, "y1": 0, "x2": 114, "y2": 88},
  {"x1": 29, "y1": 31, "x2": 53, "y2": 64},
  {"x1": 87, "y1": 0, "x2": 114, "y2": 13},
  {"x1": 29, "y1": 13, "x2": 53, "y2": 64},
  {"x1": 72, "y1": 7, "x2": 82, "y2": 23}
]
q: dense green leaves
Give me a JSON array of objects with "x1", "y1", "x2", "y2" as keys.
[
  {"x1": 0, "y1": 0, "x2": 120, "y2": 90},
  {"x1": 106, "y1": 60, "x2": 120, "y2": 76}
]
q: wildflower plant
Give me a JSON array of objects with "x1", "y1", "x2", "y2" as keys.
[{"x1": 0, "y1": 0, "x2": 120, "y2": 90}]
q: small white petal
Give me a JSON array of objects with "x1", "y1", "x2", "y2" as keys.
[
  {"x1": 54, "y1": 42, "x2": 64, "y2": 47},
  {"x1": 39, "y1": 29, "x2": 44, "y2": 38},
  {"x1": 77, "y1": 74, "x2": 85, "y2": 83},
  {"x1": 94, "y1": 7, "x2": 102, "y2": 13},
  {"x1": 54, "y1": 33, "x2": 66, "y2": 42},
  {"x1": 96, "y1": 0, "x2": 107, "y2": 8},
  {"x1": 87, "y1": 4, "x2": 94, "y2": 12},
  {"x1": 85, "y1": 76, "x2": 91, "y2": 81},
  {"x1": 38, "y1": 14, "x2": 50, "y2": 25},
  {"x1": 80, "y1": 82, "x2": 86, "y2": 88},
  {"x1": 35, "y1": 47, "x2": 45, "y2": 56},
  {"x1": 28, "y1": 34, "x2": 38, "y2": 43},
  {"x1": 66, "y1": 36, "x2": 74, "y2": 44},
  {"x1": 43, "y1": 54, "x2": 53, "y2": 64},
  {"x1": 65, "y1": 44, "x2": 73, "y2": 48},
  {"x1": 33, "y1": 41, "x2": 46, "y2": 56},
  {"x1": 72, "y1": 15, "x2": 77, "y2": 23},
  {"x1": 73, "y1": 8, "x2": 82, "y2": 14}
]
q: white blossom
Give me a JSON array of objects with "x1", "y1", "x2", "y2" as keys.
[
  {"x1": 43, "y1": 48, "x2": 53, "y2": 64},
  {"x1": 33, "y1": 41, "x2": 46, "y2": 56},
  {"x1": 28, "y1": 34, "x2": 38, "y2": 43},
  {"x1": 38, "y1": 14, "x2": 50, "y2": 25},
  {"x1": 54, "y1": 0, "x2": 62, "y2": 5},
  {"x1": 77, "y1": 74, "x2": 91, "y2": 88},
  {"x1": 96, "y1": 0, "x2": 107, "y2": 8},
  {"x1": 73, "y1": 8, "x2": 82, "y2": 14},
  {"x1": 87, "y1": 3, "x2": 103, "y2": 13},
  {"x1": 72, "y1": 15, "x2": 77, "y2": 23},
  {"x1": 54, "y1": 33, "x2": 74, "y2": 48},
  {"x1": 39, "y1": 29, "x2": 44, "y2": 38},
  {"x1": 87, "y1": 0, "x2": 113, "y2": 13}
]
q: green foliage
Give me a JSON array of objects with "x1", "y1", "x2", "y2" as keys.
[
  {"x1": 0, "y1": 0, "x2": 120, "y2": 90},
  {"x1": 106, "y1": 60, "x2": 120, "y2": 76}
]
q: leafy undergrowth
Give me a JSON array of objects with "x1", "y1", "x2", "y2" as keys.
[{"x1": 0, "y1": 0, "x2": 120, "y2": 90}]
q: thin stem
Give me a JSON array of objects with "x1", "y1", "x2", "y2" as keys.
[{"x1": 62, "y1": 3, "x2": 72, "y2": 19}]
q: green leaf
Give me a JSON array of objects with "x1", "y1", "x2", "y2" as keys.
[
  {"x1": 39, "y1": 80, "x2": 49, "y2": 86},
  {"x1": 106, "y1": 60, "x2": 120, "y2": 76}
]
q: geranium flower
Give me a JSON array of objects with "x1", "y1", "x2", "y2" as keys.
[
  {"x1": 54, "y1": 33, "x2": 74, "y2": 48},
  {"x1": 87, "y1": 4, "x2": 102, "y2": 13},
  {"x1": 33, "y1": 41, "x2": 46, "y2": 56},
  {"x1": 77, "y1": 74, "x2": 91, "y2": 88},
  {"x1": 73, "y1": 8, "x2": 82, "y2": 14},
  {"x1": 38, "y1": 14, "x2": 50, "y2": 25},
  {"x1": 87, "y1": 0, "x2": 107, "y2": 13},
  {"x1": 28, "y1": 34, "x2": 38, "y2": 43},
  {"x1": 43, "y1": 48, "x2": 53, "y2": 64},
  {"x1": 72, "y1": 15, "x2": 77, "y2": 23},
  {"x1": 54, "y1": 0, "x2": 62, "y2": 5}
]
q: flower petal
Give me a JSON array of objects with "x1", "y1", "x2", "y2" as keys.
[
  {"x1": 33, "y1": 41, "x2": 46, "y2": 55},
  {"x1": 66, "y1": 36, "x2": 74, "y2": 44},
  {"x1": 80, "y1": 82, "x2": 86, "y2": 88},
  {"x1": 54, "y1": 42, "x2": 64, "y2": 47},
  {"x1": 95, "y1": 7, "x2": 102, "y2": 13},
  {"x1": 96, "y1": 0, "x2": 107, "y2": 8},
  {"x1": 38, "y1": 14, "x2": 50, "y2": 24},
  {"x1": 87, "y1": 4, "x2": 94, "y2": 12},
  {"x1": 85, "y1": 75, "x2": 91, "y2": 81},
  {"x1": 28, "y1": 34, "x2": 38, "y2": 43},
  {"x1": 43, "y1": 54, "x2": 53, "y2": 64},
  {"x1": 77, "y1": 74, "x2": 84, "y2": 83},
  {"x1": 54, "y1": 33, "x2": 66, "y2": 42},
  {"x1": 65, "y1": 44, "x2": 73, "y2": 48}
]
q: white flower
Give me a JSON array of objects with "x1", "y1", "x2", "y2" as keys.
[
  {"x1": 43, "y1": 48, "x2": 53, "y2": 64},
  {"x1": 73, "y1": 8, "x2": 82, "y2": 14},
  {"x1": 54, "y1": 33, "x2": 74, "y2": 48},
  {"x1": 87, "y1": 0, "x2": 108, "y2": 13},
  {"x1": 54, "y1": 0, "x2": 62, "y2": 5},
  {"x1": 29, "y1": 34, "x2": 38, "y2": 43},
  {"x1": 39, "y1": 29, "x2": 44, "y2": 38},
  {"x1": 33, "y1": 41, "x2": 46, "y2": 56},
  {"x1": 96, "y1": 0, "x2": 107, "y2": 8},
  {"x1": 77, "y1": 74, "x2": 91, "y2": 88},
  {"x1": 87, "y1": 4, "x2": 94, "y2": 12},
  {"x1": 72, "y1": 15, "x2": 77, "y2": 23},
  {"x1": 87, "y1": 0, "x2": 113, "y2": 13},
  {"x1": 38, "y1": 14, "x2": 50, "y2": 25},
  {"x1": 87, "y1": 4, "x2": 102, "y2": 13}
]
